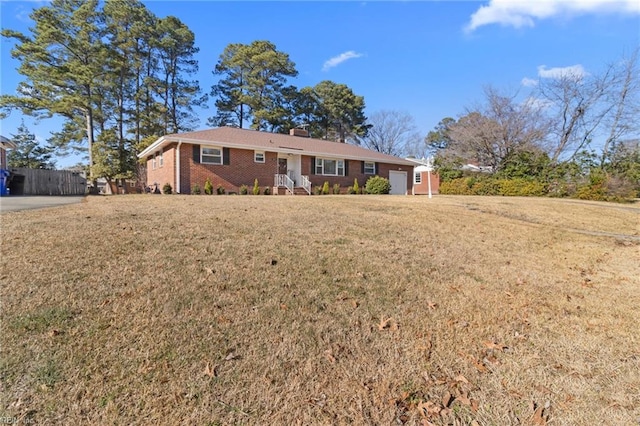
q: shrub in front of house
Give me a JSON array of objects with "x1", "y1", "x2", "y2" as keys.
[
  {"x1": 192, "y1": 184, "x2": 201, "y2": 195},
  {"x1": 353, "y1": 178, "x2": 359, "y2": 194},
  {"x1": 347, "y1": 186, "x2": 356, "y2": 194},
  {"x1": 239, "y1": 184, "x2": 249, "y2": 195},
  {"x1": 313, "y1": 186, "x2": 322, "y2": 195},
  {"x1": 216, "y1": 185, "x2": 225, "y2": 195},
  {"x1": 204, "y1": 178, "x2": 213, "y2": 195},
  {"x1": 162, "y1": 183, "x2": 172, "y2": 194},
  {"x1": 263, "y1": 187, "x2": 271, "y2": 195},
  {"x1": 365, "y1": 176, "x2": 391, "y2": 194},
  {"x1": 333, "y1": 184, "x2": 340, "y2": 194},
  {"x1": 322, "y1": 181, "x2": 330, "y2": 195},
  {"x1": 253, "y1": 179, "x2": 260, "y2": 195}
]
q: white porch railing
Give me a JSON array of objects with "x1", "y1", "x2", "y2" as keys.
[
  {"x1": 274, "y1": 174, "x2": 294, "y2": 195},
  {"x1": 300, "y1": 175, "x2": 311, "y2": 195}
]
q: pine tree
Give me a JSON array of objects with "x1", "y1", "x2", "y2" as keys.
[{"x1": 8, "y1": 121, "x2": 55, "y2": 169}]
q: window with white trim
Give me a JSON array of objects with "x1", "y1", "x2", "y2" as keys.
[
  {"x1": 158, "y1": 151, "x2": 164, "y2": 167},
  {"x1": 364, "y1": 161, "x2": 375, "y2": 175},
  {"x1": 315, "y1": 158, "x2": 344, "y2": 176},
  {"x1": 151, "y1": 154, "x2": 157, "y2": 170},
  {"x1": 254, "y1": 151, "x2": 265, "y2": 163},
  {"x1": 201, "y1": 147, "x2": 222, "y2": 164},
  {"x1": 414, "y1": 172, "x2": 422, "y2": 184}
]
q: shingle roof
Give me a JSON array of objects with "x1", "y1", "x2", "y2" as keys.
[{"x1": 138, "y1": 126, "x2": 414, "y2": 165}]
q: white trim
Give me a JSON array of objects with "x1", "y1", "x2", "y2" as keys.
[
  {"x1": 315, "y1": 157, "x2": 345, "y2": 176},
  {"x1": 364, "y1": 161, "x2": 375, "y2": 175},
  {"x1": 414, "y1": 171, "x2": 422, "y2": 184},
  {"x1": 176, "y1": 142, "x2": 182, "y2": 193},
  {"x1": 201, "y1": 146, "x2": 222, "y2": 165},
  {"x1": 254, "y1": 151, "x2": 265, "y2": 163}
]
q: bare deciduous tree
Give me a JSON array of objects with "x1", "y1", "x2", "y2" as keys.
[
  {"x1": 358, "y1": 110, "x2": 421, "y2": 157},
  {"x1": 535, "y1": 48, "x2": 640, "y2": 163},
  {"x1": 443, "y1": 86, "x2": 550, "y2": 171}
]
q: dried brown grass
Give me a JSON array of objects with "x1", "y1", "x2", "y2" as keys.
[{"x1": 1, "y1": 195, "x2": 638, "y2": 425}]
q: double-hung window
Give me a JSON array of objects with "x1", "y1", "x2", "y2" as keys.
[
  {"x1": 254, "y1": 151, "x2": 265, "y2": 163},
  {"x1": 414, "y1": 172, "x2": 422, "y2": 184},
  {"x1": 364, "y1": 161, "x2": 375, "y2": 175},
  {"x1": 158, "y1": 151, "x2": 164, "y2": 167},
  {"x1": 201, "y1": 147, "x2": 222, "y2": 165},
  {"x1": 315, "y1": 158, "x2": 345, "y2": 176}
]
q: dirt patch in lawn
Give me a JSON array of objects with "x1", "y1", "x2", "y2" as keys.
[{"x1": 1, "y1": 195, "x2": 638, "y2": 425}]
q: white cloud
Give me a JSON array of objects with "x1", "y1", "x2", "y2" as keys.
[
  {"x1": 521, "y1": 77, "x2": 539, "y2": 87},
  {"x1": 537, "y1": 64, "x2": 587, "y2": 79},
  {"x1": 322, "y1": 51, "x2": 364, "y2": 71},
  {"x1": 465, "y1": 0, "x2": 640, "y2": 32}
]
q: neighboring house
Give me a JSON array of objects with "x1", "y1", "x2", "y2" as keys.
[
  {"x1": 406, "y1": 157, "x2": 440, "y2": 196},
  {"x1": 95, "y1": 177, "x2": 143, "y2": 195},
  {"x1": 0, "y1": 136, "x2": 17, "y2": 196},
  {"x1": 138, "y1": 127, "x2": 417, "y2": 195}
]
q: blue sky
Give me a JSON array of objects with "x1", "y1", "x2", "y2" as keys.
[{"x1": 1, "y1": 0, "x2": 639, "y2": 167}]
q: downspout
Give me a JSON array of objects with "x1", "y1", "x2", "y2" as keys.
[{"x1": 176, "y1": 141, "x2": 182, "y2": 194}]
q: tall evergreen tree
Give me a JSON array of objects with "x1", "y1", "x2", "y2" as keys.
[
  {"x1": 8, "y1": 121, "x2": 55, "y2": 169},
  {"x1": 1, "y1": 0, "x2": 106, "y2": 178},
  {"x1": 209, "y1": 40, "x2": 298, "y2": 130}
]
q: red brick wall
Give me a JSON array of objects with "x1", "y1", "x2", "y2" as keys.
[
  {"x1": 302, "y1": 156, "x2": 414, "y2": 193},
  {"x1": 147, "y1": 143, "x2": 416, "y2": 195},
  {"x1": 413, "y1": 171, "x2": 440, "y2": 195},
  {"x1": 181, "y1": 144, "x2": 278, "y2": 194},
  {"x1": 145, "y1": 143, "x2": 177, "y2": 192}
]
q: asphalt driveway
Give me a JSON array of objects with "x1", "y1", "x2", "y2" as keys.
[{"x1": 0, "y1": 196, "x2": 85, "y2": 213}]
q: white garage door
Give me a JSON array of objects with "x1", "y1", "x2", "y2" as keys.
[{"x1": 388, "y1": 171, "x2": 407, "y2": 195}]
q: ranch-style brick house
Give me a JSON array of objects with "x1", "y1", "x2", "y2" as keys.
[{"x1": 138, "y1": 126, "x2": 418, "y2": 195}]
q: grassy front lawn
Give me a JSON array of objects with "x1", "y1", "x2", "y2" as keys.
[{"x1": 1, "y1": 195, "x2": 638, "y2": 425}]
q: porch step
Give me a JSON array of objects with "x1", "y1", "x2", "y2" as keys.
[
  {"x1": 276, "y1": 187, "x2": 311, "y2": 195},
  {"x1": 293, "y1": 187, "x2": 310, "y2": 195}
]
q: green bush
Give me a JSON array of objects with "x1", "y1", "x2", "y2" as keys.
[
  {"x1": 347, "y1": 186, "x2": 356, "y2": 194},
  {"x1": 332, "y1": 183, "x2": 341, "y2": 194},
  {"x1": 191, "y1": 184, "x2": 201, "y2": 195},
  {"x1": 263, "y1": 186, "x2": 271, "y2": 195},
  {"x1": 498, "y1": 179, "x2": 546, "y2": 197},
  {"x1": 313, "y1": 186, "x2": 322, "y2": 195},
  {"x1": 353, "y1": 178, "x2": 360, "y2": 194},
  {"x1": 216, "y1": 185, "x2": 225, "y2": 195},
  {"x1": 439, "y1": 178, "x2": 473, "y2": 195},
  {"x1": 204, "y1": 178, "x2": 213, "y2": 195},
  {"x1": 365, "y1": 176, "x2": 391, "y2": 194},
  {"x1": 239, "y1": 184, "x2": 249, "y2": 195},
  {"x1": 162, "y1": 183, "x2": 172, "y2": 194},
  {"x1": 253, "y1": 178, "x2": 260, "y2": 195},
  {"x1": 322, "y1": 181, "x2": 330, "y2": 195}
]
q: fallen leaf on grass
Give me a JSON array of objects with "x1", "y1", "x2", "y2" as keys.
[
  {"x1": 418, "y1": 400, "x2": 441, "y2": 416},
  {"x1": 225, "y1": 351, "x2": 240, "y2": 361},
  {"x1": 454, "y1": 374, "x2": 470, "y2": 384},
  {"x1": 428, "y1": 301, "x2": 438, "y2": 309},
  {"x1": 442, "y1": 391, "x2": 452, "y2": 408},
  {"x1": 324, "y1": 350, "x2": 336, "y2": 364},
  {"x1": 204, "y1": 362, "x2": 218, "y2": 378},
  {"x1": 532, "y1": 405, "x2": 546, "y2": 425},
  {"x1": 483, "y1": 341, "x2": 507, "y2": 351},
  {"x1": 378, "y1": 316, "x2": 398, "y2": 331}
]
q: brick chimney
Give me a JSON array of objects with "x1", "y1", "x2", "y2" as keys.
[{"x1": 289, "y1": 128, "x2": 309, "y2": 138}]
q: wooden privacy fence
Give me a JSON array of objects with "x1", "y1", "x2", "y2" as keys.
[{"x1": 9, "y1": 168, "x2": 87, "y2": 196}]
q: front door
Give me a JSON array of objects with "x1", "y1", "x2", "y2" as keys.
[{"x1": 278, "y1": 158, "x2": 288, "y2": 175}]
